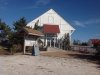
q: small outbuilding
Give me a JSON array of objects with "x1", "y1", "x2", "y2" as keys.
[{"x1": 20, "y1": 27, "x2": 44, "y2": 54}]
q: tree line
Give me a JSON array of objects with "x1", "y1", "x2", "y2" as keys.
[
  {"x1": 0, "y1": 17, "x2": 27, "y2": 54},
  {"x1": 0, "y1": 17, "x2": 99, "y2": 55}
]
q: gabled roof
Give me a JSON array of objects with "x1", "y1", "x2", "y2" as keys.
[
  {"x1": 27, "y1": 9, "x2": 75, "y2": 31},
  {"x1": 43, "y1": 24, "x2": 60, "y2": 34},
  {"x1": 23, "y1": 27, "x2": 44, "y2": 36}
]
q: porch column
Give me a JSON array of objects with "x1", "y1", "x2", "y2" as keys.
[
  {"x1": 58, "y1": 40, "x2": 60, "y2": 48},
  {"x1": 45, "y1": 34, "x2": 48, "y2": 46},
  {"x1": 69, "y1": 34, "x2": 71, "y2": 45},
  {"x1": 56, "y1": 34, "x2": 57, "y2": 48},
  {"x1": 54, "y1": 37, "x2": 56, "y2": 48},
  {"x1": 44, "y1": 34, "x2": 47, "y2": 46},
  {"x1": 50, "y1": 39, "x2": 51, "y2": 47}
]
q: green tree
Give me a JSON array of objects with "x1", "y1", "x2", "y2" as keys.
[
  {"x1": 73, "y1": 39, "x2": 81, "y2": 45},
  {"x1": 13, "y1": 17, "x2": 27, "y2": 31},
  {"x1": 0, "y1": 19, "x2": 11, "y2": 39},
  {"x1": 9, "y1": 17, "x2": 27, "y2": 53},
  {"x1": 34, "y1": 20, "x2": 39, "y2": 30},
  {"x1": 62, "y1": 33, "x2": 70, "y2": 50},
  {"x1": 12, "y1": 17, "x2": 27, "y2": 44}
]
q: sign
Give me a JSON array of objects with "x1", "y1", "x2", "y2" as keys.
[{"x1": 25, "y1": 39, "x2": 36, "y2": 46}]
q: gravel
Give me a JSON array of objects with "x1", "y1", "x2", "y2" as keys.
[{"x1": 0, "y1": 55, "x2": 100, "y2": 75}]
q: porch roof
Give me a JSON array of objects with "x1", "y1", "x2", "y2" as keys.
[
  {"x1": 43, "y1": 24, "x2": 60, "y2": 34},
  {"x1": 23, "y1": 27, "x2": 44, "y2": 36}
]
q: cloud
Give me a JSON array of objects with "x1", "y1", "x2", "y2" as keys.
[
  {"x1": 73, "y1": 20, "x2": 85, "y2": 27},
  {"x1": 26, "y1": 0, "x2": 50, "y2": 9},
  {"x1": 73, "y1": 19, "x2": 100, "y2": 27},
  {"x1": 85, "y1": 19, "x2": 100, "y2": 25},
  {"x1": 0, "y1": 0, "x2": 8, "y2": 10},
  {"x1": 35, "y1": 0, "x2": 50, "y2": 6}
]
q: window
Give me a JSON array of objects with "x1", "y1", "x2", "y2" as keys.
[{"x1": 48, "y1": 16, "x2": 54, "y2": 23}]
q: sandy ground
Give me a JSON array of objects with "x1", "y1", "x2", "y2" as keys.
[{"x1": 0, "y1": 54, "x2": 100, "y2": 75}]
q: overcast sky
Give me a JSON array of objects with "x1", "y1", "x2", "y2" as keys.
[{"x1": 0, "y1": 0, "x2": 100, "y2": 41}]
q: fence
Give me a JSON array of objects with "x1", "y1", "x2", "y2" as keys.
[{"x1": 71, "y1": 45, "x2": 96, "y2": 53}]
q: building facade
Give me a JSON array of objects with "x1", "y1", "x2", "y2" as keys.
[{"x1": 27, "y1": 9, "x2": 75, "y2": 47}]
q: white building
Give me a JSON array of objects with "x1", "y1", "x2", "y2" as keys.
[{"x1": 27, "y1": 9, "x2": 75, "y2": 47}]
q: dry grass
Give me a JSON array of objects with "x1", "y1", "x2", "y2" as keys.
[
  {"x1": 0, "y1": 46, "x2": 10, "y2": 55},
  {"x1": 41, "y1": 50, "x2": 83, "y2": 58},
  {"x1": 41, "y1": 50, "x2": 100, "y2": 66}
]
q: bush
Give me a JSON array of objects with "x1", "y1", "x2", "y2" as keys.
[
  {"x1": 10, "y1": 44, "x2": 23, "y2": 54},
  {"x1": 95, "y1": 45, "x2": 100, "y2": 56}
]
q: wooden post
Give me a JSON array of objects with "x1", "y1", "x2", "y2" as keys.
[
  {"x1": 23, "y1": 45, "x2": 26, "y2": 54},
  {"x1": 23, "y1": 36, "x2": 26, "y2": 54}
]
